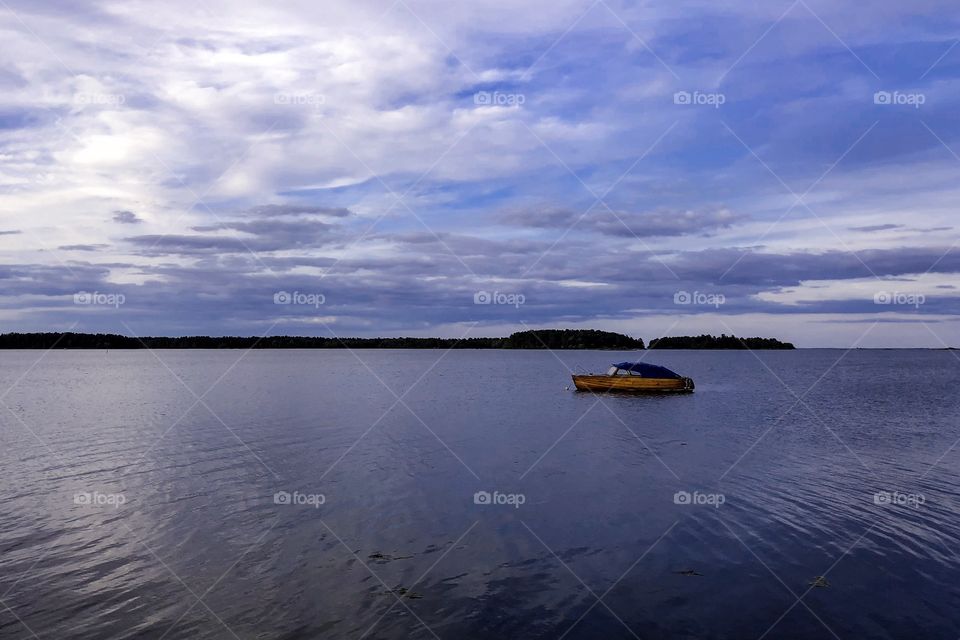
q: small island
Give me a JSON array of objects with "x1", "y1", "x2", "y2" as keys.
[
  {"x1": 0, "y1": 330, "x2": 793, "y2": 350},
  {"x1": 649, "y1": 334, "x2": 795, "y2": 349}
]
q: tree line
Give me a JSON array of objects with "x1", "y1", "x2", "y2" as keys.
[
  {"x1": 648, "y1": 334, "x2": 795, "y2": 349},
  {"x1": 0, "y1": 330, "x2": 793, "y2": 349}
]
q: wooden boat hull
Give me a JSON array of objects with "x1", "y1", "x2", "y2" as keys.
[{"x1": 572, "y1": 375, "x2": 694, "y2": 393}]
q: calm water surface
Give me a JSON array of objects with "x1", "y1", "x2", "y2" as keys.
[{"x1": 1, "y1": 349, "x2": 959, "y2": 639}]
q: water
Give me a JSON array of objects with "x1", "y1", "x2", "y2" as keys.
[{"x1": 1, "y1": 349, "x2": 959, "y2": 639}]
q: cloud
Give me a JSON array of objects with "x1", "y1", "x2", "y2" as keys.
[
  {"x1": 501, "y1": 207, "x2": 744, "y2": 237},
  {"x1": 849, "y1": 224, "x2": 902, "y2": 232},
  {"x1": 246, "y1": 204, "x2": 351, "y2": 218},
  {"x1": 669, "y1": 246, "x2": 960, "y2": 286},
  {"x1": 125, "y1": 212, "x2": 344, "y2": 256},
  {"x1": 58, "y1": 244, "x2": 109, "y2": 251},
  {"x1": 112, "y1": 210, "x2": 142, "y2": 224}
]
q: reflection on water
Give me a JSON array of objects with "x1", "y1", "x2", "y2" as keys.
[{"x1": 0, "y1": 349, "x2": 958, "y2": 639}]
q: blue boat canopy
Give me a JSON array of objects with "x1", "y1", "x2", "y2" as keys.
[{"x1": 612, "y1": 362, "x2": 681, "y2": 378}]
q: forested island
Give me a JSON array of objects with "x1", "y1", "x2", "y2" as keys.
[
  {"x1": 648, "y1": 334, "x2": 795, "y2": 349},
  {"x1": 0, "y1": 330, "x2": 793, "y2": 350}
]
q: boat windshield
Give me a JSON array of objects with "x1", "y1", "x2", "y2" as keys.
[
  {"x1": 607, "y1": 366, "x2": 642, "y2": 376},
  {"x1": 610, "y1": 362, "x2": 682, "y2": 378}
]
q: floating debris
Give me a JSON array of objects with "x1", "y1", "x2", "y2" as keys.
[
  {"x1": 809, "y1": 576, "x2": 830, "y2": 588},
  {"x1": 368, "y1": 552, "x2": 413, "y2": 563},
  {"x1": 384, "y1": 586, "x2": 423, "y2": 599},
  {"x1": 674, "y1": 569, "x2": 703, "y2": 577}
]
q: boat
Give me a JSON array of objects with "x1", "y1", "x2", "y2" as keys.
[{"x1": 571, "y1": 362, "x2": 694, "y2": 393}]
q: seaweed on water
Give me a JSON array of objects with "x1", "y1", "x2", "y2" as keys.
[
  {"x1": 368, "y1": 552, "x2": 414, "y2": 563},
  {"x1": 383, "y1": 586, "x2": 424, "y2": 599}
]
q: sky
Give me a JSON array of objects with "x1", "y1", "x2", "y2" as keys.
[{"x1": 0, "y1": 0, "x2": 958, "y2": 347}]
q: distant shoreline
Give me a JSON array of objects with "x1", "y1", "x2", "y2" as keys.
[
  {"x1": 0, "y1": 347, "x2": 950, "y2": 350},
  {"x1": 0, "y1": 329, "x2": 801, "y2": 350},
  {"x1": 3, "y1": 331, "x2": 955, "y2": 349}
]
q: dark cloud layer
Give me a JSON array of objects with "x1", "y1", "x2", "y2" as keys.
[
  {"x1": 849, "y1": 224, "x2": 902, "y2": 232},
  {"x1": 246, "y1": 204, "x2": 351, "y2": 218},
  {"x1": 5, "y1": 230, "x2": 957, "y2": 339},
  {"x1": 126, "y1": 217, "x2": 342, "y2": 255},
  {"x1": 112, "y1": 210, "x2": 142, "y2": 224},
  {"x1": 502, "y1": 208, "x2": 744, "y2": 238},
  {"x1": 58, "y1": 244, "x2": 109, "y2": 251}
]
